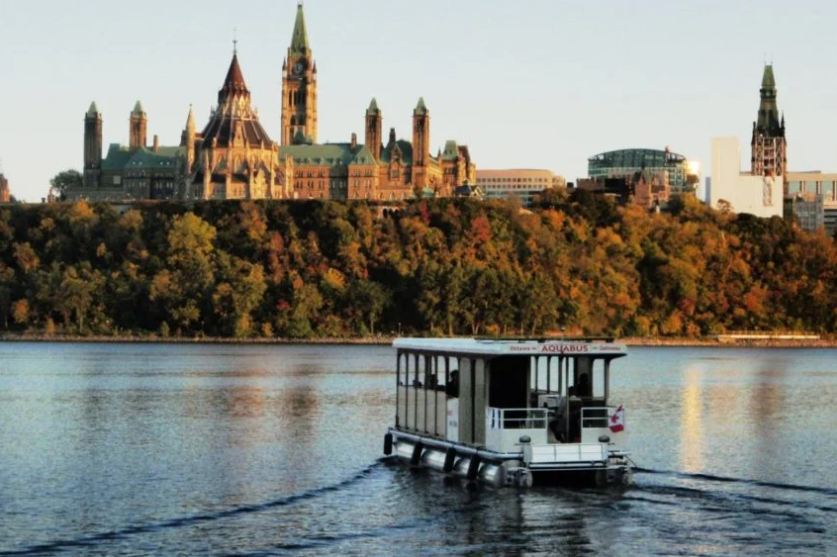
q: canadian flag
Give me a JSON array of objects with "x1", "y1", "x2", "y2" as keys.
[{"x1": 609, "y1": 405, "x2": 625, "y2": 433}]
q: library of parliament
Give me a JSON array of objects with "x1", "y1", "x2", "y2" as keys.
[{"x1": 74, "y1": 3, "x2": 476, "y2": 203}]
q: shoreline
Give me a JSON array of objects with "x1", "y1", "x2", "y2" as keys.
[{"x1": 2, "y1": 334, "x2": 837, "y2": 348}]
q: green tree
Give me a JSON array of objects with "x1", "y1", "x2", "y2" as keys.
[{"x1": 50, "y1": 170, "x2": 83, "y2": 200}]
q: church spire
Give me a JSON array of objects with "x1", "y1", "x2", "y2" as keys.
[
  {"x1": 185, "y1": 105, "x2": 196, "y2": 132},
  {"x1": 290, "y1": 2, "x2": 310, "y2": 55},
  {"x1": 219, "y1": 52, "x2": 250, "y2": 105},
  {"x1": 756, "y1": 64, "x2": 780, "y2": 135}
]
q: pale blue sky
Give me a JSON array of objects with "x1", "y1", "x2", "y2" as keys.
[{"x1": 1, "y1": 0, "x2": 836, "y2": 201}]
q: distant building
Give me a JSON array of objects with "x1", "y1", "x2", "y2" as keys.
[
  {"x1": 186, "y1": 53, "x2": 290, "y2": 201},
  {"x1": 577, "y1": 169, "x2": 668, "y2": 210},
  {"x1": 784, "y1": 193, "x2": 824, "y2": 233},
  {"x1": 454, "y1": 182, "x2": 484, "y2": 199},
  {"x1": 75, "y1": 102, "x2": 185, "y2": 202},
  {"x1": 0, "y1": 172, "x2": 10, "y2": 203},
  {"x1": 70, "y1": 2, "x2": 475, "y2": 204},
  {"x1": 751, "y1": 65, "x2": 787, "y2": 186},
  {"x1": 709, "y1": 137, "x2": 782, "y2": 218},
  {"x1": 476, "y1": 169, "x2": 564, "y2": 206},
  {"x1": 278, "y1": 3, "x2": 476, "y2": 201},
  {"x1": 786, "y1": 172, "x2": 837, "y2": 236},
  {"x1": 576, "y1": 177, "x2": 633, "y2": 205},
  {"x1": 588, "y1": 148, "x2": 700, "y2": 196}
]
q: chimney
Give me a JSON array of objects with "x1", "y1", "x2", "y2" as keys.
[
  {"x1": 351, "y1": 132, "x2": 357, "y2": 150},
  {"x1": 153, "y1": 135, "x2": 160, "y2": 153}
]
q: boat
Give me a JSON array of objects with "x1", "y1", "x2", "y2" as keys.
[{"x1": 383, "y1": 338, "x2": 632, "y2": 488}]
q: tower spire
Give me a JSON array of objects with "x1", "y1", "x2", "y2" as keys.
[
  {"x1": 290, "y1": 1, "x2": 310, "y2": 55},
  {"x1": 219, "y1": 52, "x2": 250, "y2": 106}
]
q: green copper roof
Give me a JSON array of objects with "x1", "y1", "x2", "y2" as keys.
[
  {"x1": 280, "y1": 142, "x2": 376, "y2": 166},
  {"x1": 380, "y1": 139, "x2": 413, "y2": 165},
  {"x1": 290, "y1": 2, "x2": 310, "y2": 55},
  {"x1": 367, "y1": 98, "x2": 381, "y2": 115},
  {"x1": 414, "y1": 97, "x2": 428, "y2": 115},
  {"x1": 762, "y1": 64, "x2": 776, "y2": 89},
  {"x1": 442, "y1": 140, "x2": 459, "y2": 161},
  {"x1": 132, "y1": 101, "x2": 145, "y2": 115},
  {"x1": 87, "y1": 102, "x2": 99, "y2": 117},
  {"x1": 101, "y1": 144, "x2": 183, "y2": 171},
  {"x1": 756, "y1": 64, "x2": 782, "y2": 135}
]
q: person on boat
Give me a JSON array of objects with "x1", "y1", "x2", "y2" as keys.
[
  {"x1": 446, "y1": 371, "x2": 459, "y2": 397},
  {"x1": 577, "y1": 373, "x2": 591, "y2": 398}
]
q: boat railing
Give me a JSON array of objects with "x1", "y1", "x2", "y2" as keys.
[
  {"x1": 580, "y1": 406, "x2": 626, "y2": 446},
  {"x1": 581, "y1": 407, "x2": 612, "y2": 429},
  {"x1": 487, "y1": 408, "x2": 548, "y2": 430}
]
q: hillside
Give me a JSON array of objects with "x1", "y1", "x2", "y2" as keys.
[{"x1": 1, "y1": 192, "x2": 835, "y2": 339}]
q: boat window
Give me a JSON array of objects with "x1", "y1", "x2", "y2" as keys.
[
  {"x1": 397, "y1": 352, "x2": 408, "y2": 386},
  {"x1": 591, "y1": 358, "x2": 606, "y2": 399},
  {"x1": 490, "y1": 356, "x2": 528, "y2": 409},
  {"x1": 413, "y1": 354, "x2": 425, "y2": 388},
  {"x1": 446, "y1": 357, "x2": 460, "y2": 398},
  {"x1": 432, "y1": 356, "x2": 447, "y2": 390}
]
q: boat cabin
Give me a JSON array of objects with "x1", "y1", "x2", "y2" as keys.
[{"x1": 393, "y1": 339, "x2": 628, "y2": 455}]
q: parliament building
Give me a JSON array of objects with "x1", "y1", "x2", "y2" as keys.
[{"x1": 74, "y1": 2, "x2": 475, "y2": 203}]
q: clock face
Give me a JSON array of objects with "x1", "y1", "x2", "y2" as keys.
[{"x1": 293, "y1": 62, "x2": 304, "y2": 75}]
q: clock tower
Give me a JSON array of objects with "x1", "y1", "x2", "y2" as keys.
[{"x1": 281, "y1": 2, "x2": 318, "y2": 146}]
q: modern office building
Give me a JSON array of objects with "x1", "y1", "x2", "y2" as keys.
[
  {"x1": 476, "y1": 169, "x2": 564, "y2": 206},
  {"x1": 588, "y1": 148, "x2": 700, "y2": 195},
  {"x1": 786, "y1": 172, "x2": 837, "y2": 236}
]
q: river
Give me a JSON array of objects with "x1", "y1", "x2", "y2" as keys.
[{"x1": 0, "y1": 343, "x2": 834, "y2": 556}]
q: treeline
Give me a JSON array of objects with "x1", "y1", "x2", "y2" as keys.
[{"x1": 0, "y1": 192, "x2": 836, "y2": 339}]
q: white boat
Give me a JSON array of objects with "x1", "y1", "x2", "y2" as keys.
[{"x1": 383, "y1": 338, "x2": 632, "y2": 488}]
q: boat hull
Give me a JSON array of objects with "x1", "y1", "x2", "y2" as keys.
[{"x1": 387, "y1": 430, "x2": 630, "y2": 489}]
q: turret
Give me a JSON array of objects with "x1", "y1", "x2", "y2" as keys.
[
  {"x1": 129, "y1": 101, "x2": 147, "y2": 150},
  {"x1": 365, "y1": 98, "x2": 382, "y2": 161},
  {"x1": 218, "y1": 53, "x2": 250, "y2": 107},
  {"x1": 84, "y1": 102, "x2": 103, "y2": 188},
  {"x1": 84, "y1": 102, "x2": 102, "y2": 170},
  {"x1": 751, "y1": 64, "x2": 787, "y2": 179},
  {"x1": 412, "y1": 97, "x2": 430, "y2": 168},
  {"x1": 183, "y1": 105, "x2": 197, "y2": 173},
  {"x1": 281, "y1": 1, "x2": 318, "y2": 145}
]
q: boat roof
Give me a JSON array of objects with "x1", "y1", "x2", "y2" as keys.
[{"x1": 393, "y1": 338, "x2": 627, "y2": 359}]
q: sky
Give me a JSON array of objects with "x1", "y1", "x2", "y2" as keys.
[{"x1": 1, "y1": 0, "x2": 837, "y2": 202}]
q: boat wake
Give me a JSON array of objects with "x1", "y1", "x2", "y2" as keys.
[
  {"x1": 634, "y1": 467, "x2": 837, "y2": 497},
  {"x1": 0, "y1": 460, "x2": 387, "y2": 557}
]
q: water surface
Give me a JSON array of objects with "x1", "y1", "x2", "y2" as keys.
[{"x1": 0, "y1": 343, "x2": 835, "y2": 556}]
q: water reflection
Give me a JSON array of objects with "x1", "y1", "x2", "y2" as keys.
[
  {"x1": 748, "y1": 360, "x2": 787, "y2": 482},
  {"x1": 679, "y1": 366, "x2": 705, "y2": 474},
  {"x1": 2, "y1": 344, "x2": 837, "y2": 556}
]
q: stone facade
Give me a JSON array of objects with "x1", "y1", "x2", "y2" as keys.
[
  {"x1": 73, "y1": 1, "x2": 475, "y2": 204},
  {"x1": 75, "y1": 102, "x2": 184, "y2": 202},
  {"x1": 0, "y1": 173, "x2": 10, "y2": 203},
  {"x1": 186, "y1": 54, "x2": 290, "y2": 201},
  {"x1": 279, "y1": 3, "x2": 476, "y2": 201},
  {"x1": 751, "y1": 65, "x2": 787, "y2": 187}
]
